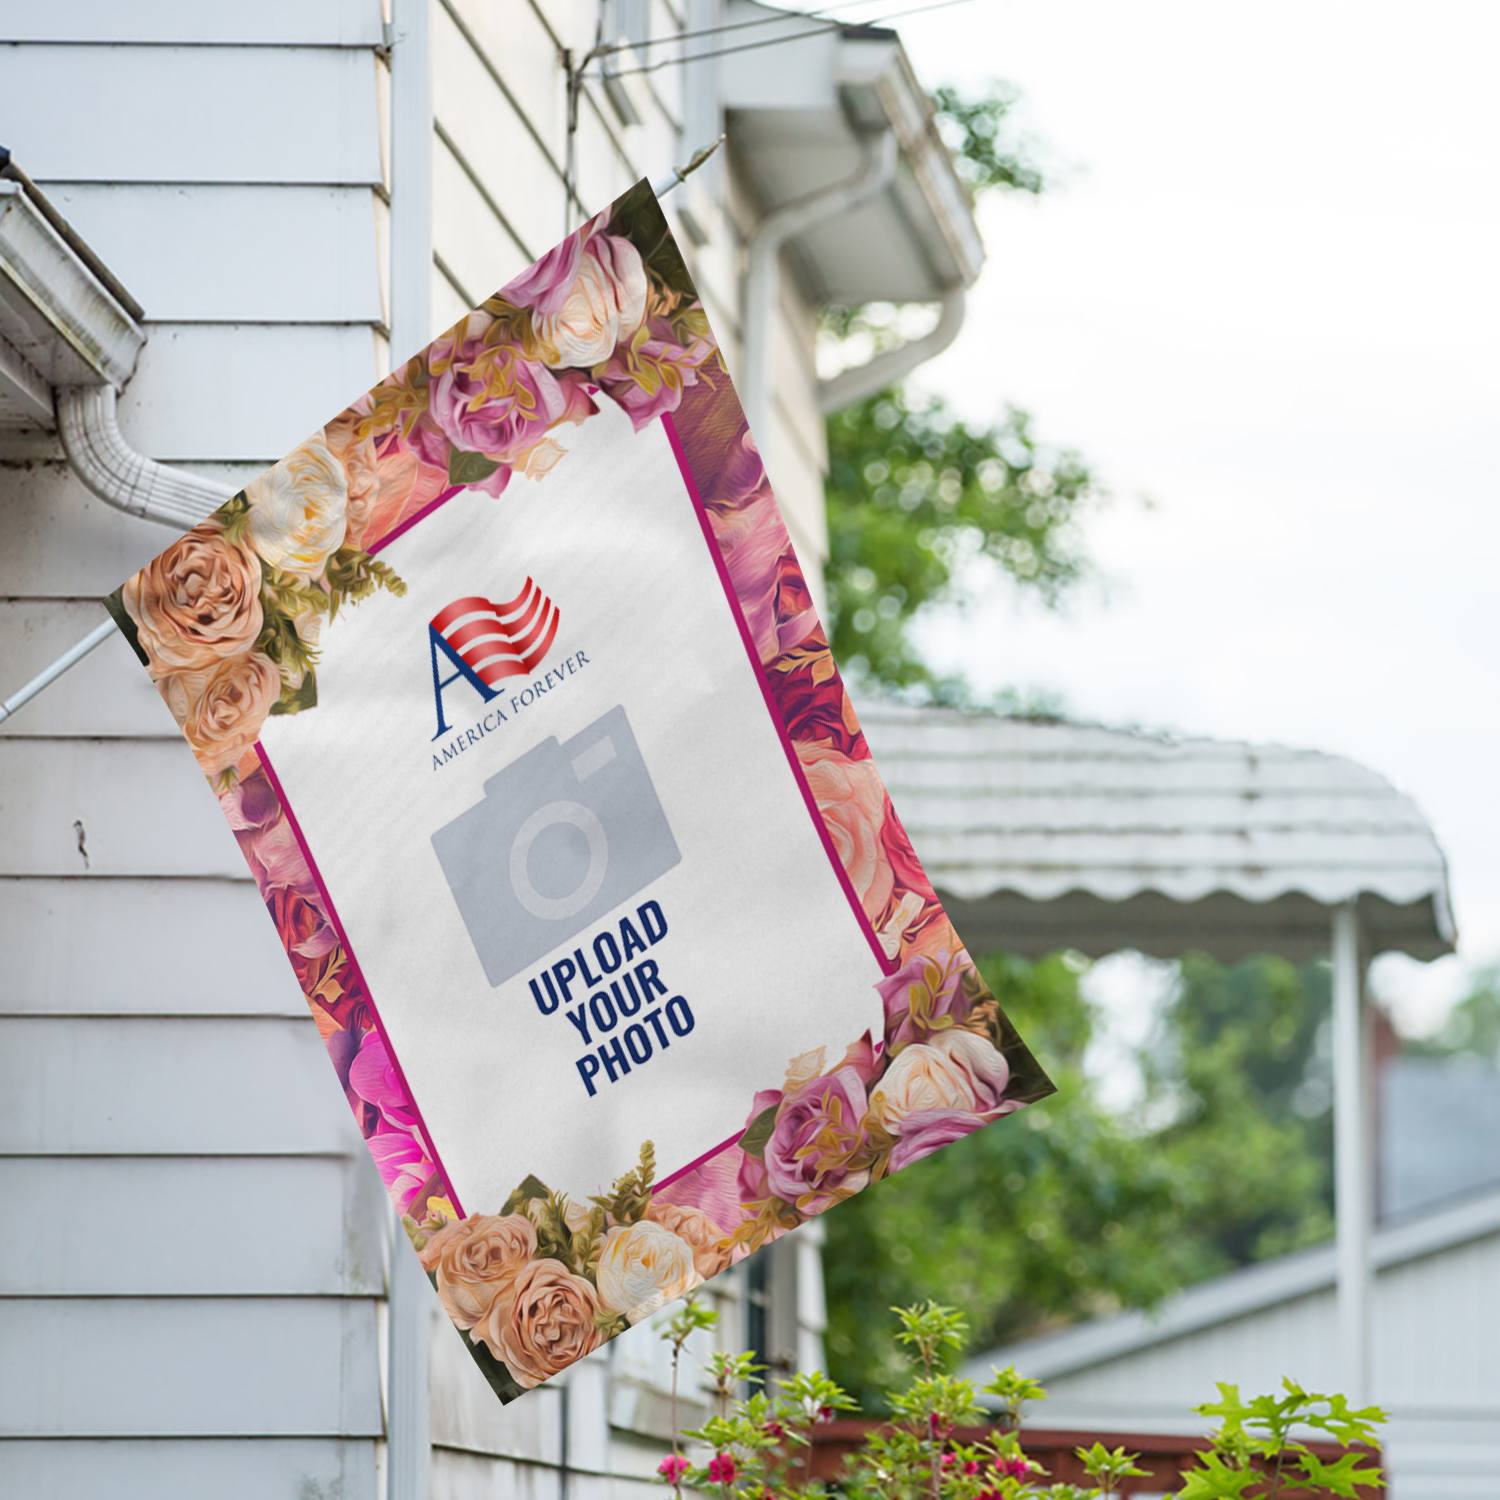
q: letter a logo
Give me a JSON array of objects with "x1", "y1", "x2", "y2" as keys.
[{"x1": 428, "y1": 579, "x2": 561, "y2": 739}]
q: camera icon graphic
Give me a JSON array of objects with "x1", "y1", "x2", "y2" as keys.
[{"x1": 432, "y1": 705, "x2": 681, "y2": 987}]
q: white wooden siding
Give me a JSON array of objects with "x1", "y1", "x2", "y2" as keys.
[
  {"x1": 41, "y1": 185, "x2": 386, "y2": 325},
  {"x1": 1, "y1": 4, "x2": 844, "y2": 1493},
  {"x1": 0, "y1": 1439, "x2": 378, "y2": 1500},
  {"x1": 0, "y1": 12, "x2": 393, "y2": 1494},
  {"x1": 0, "y1": 0, "x2": 384, "y2": 46},
  {"x1": 0, "y1": 1298, "x2": 383, "y2": 1436}
]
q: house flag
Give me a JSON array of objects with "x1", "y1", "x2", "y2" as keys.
[{"x1": 106, "y1": 180, "x2": 1054, "y2": 1402}]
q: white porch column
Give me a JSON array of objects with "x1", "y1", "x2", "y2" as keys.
[{"x1": 1331, "y1": 900, "x2": 1372, "y2": 1400}]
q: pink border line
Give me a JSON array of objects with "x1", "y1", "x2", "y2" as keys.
[
  {"x1": 655, "y1": 1128, "x2": 744, "y2": 1194},
  {"x1": 368, "y1": 483, "x2": 463, "y2": 557},
  {"x1": 662, "y1": 410, "x2": 898, "y2": 979},
  {"x1": 255, "y1": 742, "x2": 467, "y2": 1221}
]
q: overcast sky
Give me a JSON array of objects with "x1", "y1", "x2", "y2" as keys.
[{"x1": 875, "y1": 0, "x2": 1500, "y2": 1033}]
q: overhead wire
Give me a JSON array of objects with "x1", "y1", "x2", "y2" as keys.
[
  {"x1": 589, "y1": 0, "x2": 905, "y2": 60},
  {"x1": 592, "y1": 0, "x2": 975, "y2": 80}
]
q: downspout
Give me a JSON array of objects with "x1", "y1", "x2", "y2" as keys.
[
  {"x1": 816, "y1": 283, "x2": 967, "y2": 414},
  {"x1": 55, "y1": 385, "x2": 233, "y2": 528},
  {"x1": 741, "y1": 129, "x2": 898, "y2": 444}
]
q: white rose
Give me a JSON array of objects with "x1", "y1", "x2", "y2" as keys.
[
  {"x1": 595, "y1": 1219, "x2": 702, "y2": 1323},
  {"x1": 868, "y1": 1029, "x2": 1012, "y2": 1134},
  {"x1": 245, "y1": 437, "x2": 349, "y2": 577},
  {"x1": 533, "y1": 235, "x2": 647, "y2": 368}
]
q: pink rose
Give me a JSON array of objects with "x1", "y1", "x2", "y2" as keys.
[
  {"x1": 244, "y1": 815, "x2": 319, "y2": 902},
  {"x1": 598, "y1": 313, "x2": 715, "y2": 429},
  {"x1": 367, "y1": 1121, "x2": 435, "y2": 1214},
  {"x1": 654, "y1": 1144, "x2": 759, "y2": 1237},
  {"x1": 424, "y1": 324, "x2": 595, "y2": 495},
  {"x1": 658, "y1": 1454, "x2": 691, "y2": 1482},
  {"x1": 713, "y1": 494, "x2": 819, "y2": 664},
  {"x1": 122, "y1": 516, "x2": 263, "y2": 675},
  {"x1": 499, "y1": 231, "x2": 585, "y2": 317},
  {"x1": 878, "y1": 949, "x2": 974, "y2": 1052},
  {"x1": 219, "y1": 766, "x2": 280, "y2": 834},
  {"x1": 763, "y1": 1037, "x2": 878, "y2": 1213},
  {"x1": 348, "y1": 1029, "x2": 419, "y2": 1131},
  {"x1": 796, "y1": 741, "x2": 895, "y2": 925},
  {"x1": 888, "y1": 1108, "x2": 1012, "y2": 1172}
]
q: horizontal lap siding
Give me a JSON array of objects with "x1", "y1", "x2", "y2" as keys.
[
  {"x1": 42, "y1": 185, "x2": 386, "y2": 325},
  {"x1": 0, "y1": 1438, "x2": 379, "y2": 1500},
  {"x1": 0, "y1": 19, "x2": 390, "y2": 1491},
  {"x1": 0, "y1": 1297, "x2": 383, "y2": 1436},
  {"x1": 0, "y1": 878, "x2": 302, "y2": 1015},
  {"x1": 0, "y1": 1156, "x2": 386, "y2": 1295},
  {"x1": 0, "y1": 45, "x2": 384, "y2": 185},
  {"x1": 0, "y1": 0, "x2": 382, "y2": 46}
]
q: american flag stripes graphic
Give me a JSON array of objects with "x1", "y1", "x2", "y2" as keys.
[{"x1": 430, "y1": 580, "x2": 561, "y2": 685}]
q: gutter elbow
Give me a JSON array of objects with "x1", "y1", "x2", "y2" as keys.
[
  {"x1": 55, "y1": 383, "x2": 233, "y2": 530},
  {"x1": 818, "y1": 284, "x2": 968, "y2": 416},
  {"x1": 741, "y1": 130, "x2": 899, "y2": 437}
]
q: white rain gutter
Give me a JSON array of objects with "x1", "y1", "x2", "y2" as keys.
[
  {"x1": 817, "y1": 283, "x2": 967, "y2": 414},
  {"x1": 0, "y1": 172, "x2": 232, "y2": 529},
  {"x1": 740, "y1": 128, "x2": 898, "y2": 443}
]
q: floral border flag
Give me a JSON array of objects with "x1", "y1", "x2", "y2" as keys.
[{"x1": 105, "y1": 180, "x2": 1054, "y2": 1403}]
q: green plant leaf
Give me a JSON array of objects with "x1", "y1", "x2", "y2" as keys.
[
  {"x1": 449, "y1": 449, "x2": 502, "y2": 487},
  {"x1": 1176, "y1": 1450, "x2": 1260, "y2": 1499},
  {"x1": 269, "y1": 671, "x2": 317, "y2": 716},
  {"x1": 1295, "y1": 1449, "x2": 1386, "y2": 1496},
  {"x1": 738, "y1": 1104, "x2": 779, "y2": 1159}
]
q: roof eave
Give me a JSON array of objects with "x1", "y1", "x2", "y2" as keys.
[{"x1": 834, "y1": 34, "x2": 985, "y2": 289}]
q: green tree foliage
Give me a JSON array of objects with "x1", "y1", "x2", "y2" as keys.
[
  {"x1": 824, "y1": 954, "x2": 1339, "y2": 1404},
  {"x1": 1406, "y1": 964, "x2": 1500, "y2": 1064},
  {"x1": 825, "y1": 396, "x2": 1094, "y2": 696},
  {"x1": 1145, "y1": 955, "x2": 1335, "y2": 1265},
  {"x1": 822, "y1": 83, "x2": 1098, "y2": 699}
]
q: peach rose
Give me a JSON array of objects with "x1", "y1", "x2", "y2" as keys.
[
  {"x1": 796, "y1": 741, "x2": 894, "y2": 924},
  {"x1": 595, "y1": 1219, "x2": 703, "y2": 1323},
  {"x1": 122, "y1": 517, "x2": 263, "y2": 675},
  {"x1": 245, "y1": 436, "x2": 349, "y2": 577},
  {"x1": 417, "y1": 1212, "x2": 537, "y2": 1331},
  {"x1": 867, "y1": 1029, "x2": 1013, "y2": 1136},
  {"x1": 647, "y1": 1200, "x2": 732, "y2": 1279},
  {"x1": 160, "y1": 651, "x2": 281, "y2": 776},
  {"x1": 478, "y1": 1257, "x2": 602, "y2": 1387},
  {"x1": 322, "y1": 416, "x2": 382, "y2": 550}
]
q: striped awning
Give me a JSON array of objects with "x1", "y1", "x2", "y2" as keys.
[{"x1": 858, "y1": 703, "x2": 1456, "y2": 962}]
